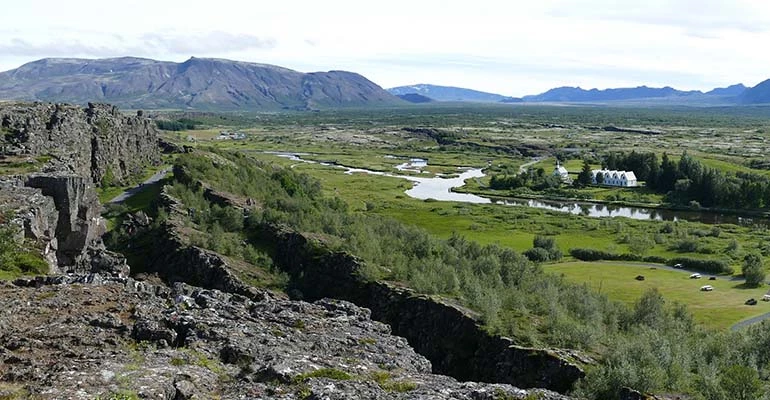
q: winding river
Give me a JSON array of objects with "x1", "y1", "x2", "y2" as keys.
[{"x1": 267, "y1": 152, "x2": 769, "y2": 226}]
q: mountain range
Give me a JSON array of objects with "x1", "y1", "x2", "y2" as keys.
[
  {"x1": 1, "y1": 57, "x2": 770, "y2": 109},
  {"x1": 0, "y1": 57, "x2": 402, "y2": 110},
  {"x1": 389, "y1": 83, "x2": 770, "y2": 105}
]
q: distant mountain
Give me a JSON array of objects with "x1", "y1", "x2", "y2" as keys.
[
  {"x1": 522, "y1": 84, "x2": 750, "y2": 104},
  {"x1": 523, "y1": 86, "x2": 703, "y2": 102},
  {"x1": 706, "y1": 84, "x2": 747, "y2": 96},
  {"x1": 740, "y1": 80, "x2": 770, "y2": 104},
  {"x1": 388, "y1": 84, "x2": 515, "y2": 103},
  {"x1": 396, "y1": 93, "x2": 435, "y2": 103},
  {"x1": 0, "y1": 57, "x2": 403, "y2": 111}
]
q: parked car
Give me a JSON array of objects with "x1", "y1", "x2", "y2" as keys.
[
  {"x1": 763, "y1": 295, "x2": 770, "y2": 302},
  {"x1": 709, "y1": 276, "x2": 717, "y2": 281},
  {"x1": 690, "y1": 273, "x2": 702, "y2": 279},
  {"x1": 700, "y1": 285, "x2": 713, "y2": 291},
  {"x1": 635, "y1": 275, "x2": 645, "y2": 281},
  {"x1": 674, "y1": 263, "x2": 683, "y2": 268},
  {"x1": 746, "y1": 298, "x2": 758, "y2": 306}
]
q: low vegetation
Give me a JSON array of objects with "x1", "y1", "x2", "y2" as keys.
[
  {"x1": 0, "y1": 213, "x2": 48, "y2": 280},
  {"x1": 155, "y1": 148, "x2": 770, "y2": 398},
  {"x1": 112, "y1": 104, "x2": 770, "y2": 398}
]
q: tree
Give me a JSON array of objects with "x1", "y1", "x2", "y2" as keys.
[
  {"x1": 719, "y1": 365, "x2": 763, "y2": 400},
  {"x1": 596, "y1": 171, "x2": 605, "y2": 185},
  {"x1": 659, "y1": 152, "x2": 679, "y2": 192},
  {"x1": 742, "y1": 252, "x2": 766, "y2": 287},
  {"x1": 576, "y1": 160, "x2": 593, "y2": 187}
]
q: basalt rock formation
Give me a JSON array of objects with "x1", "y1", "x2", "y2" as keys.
[
  {"x1": 0, "y1": 102, "x2": 158, "y2": 274},
  {"x1": 0, "y1": 102, "x2": 160, "y2": 185},
  {"x1": 258, "y1": 223, "x2": 587, "y2": 394},
  {"x1": 0, "y1": 275, "x2": 572, "y2": 399}
]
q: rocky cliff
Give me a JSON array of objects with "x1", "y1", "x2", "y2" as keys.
[
  {"x1": 0, "y1": 274, "x2": 572, "y2": 399},
  {"x1": 0, "y1": 102, "x2": 158, "y2": 274},
  {"x1": 0, "y1": 102, "x2": 160, "y2": 185},
  {"x1": 258, "y1": 224, "x2": 587, "y2": 394}
]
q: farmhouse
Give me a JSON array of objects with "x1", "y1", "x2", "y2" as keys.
[{"x1": 591, "y1": 169, "x2": 638, "y2": 187}]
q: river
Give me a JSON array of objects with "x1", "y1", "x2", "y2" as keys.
[{"x1": 266, "y1": 152, "x2": 769, "y2": 226}]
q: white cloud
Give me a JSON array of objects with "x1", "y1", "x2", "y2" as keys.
[{"x1": 1, "y1": 0, "x2": 769, "y2": 96}]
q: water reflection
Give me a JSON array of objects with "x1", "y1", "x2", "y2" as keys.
[{"x1": 264, "y1": 152, "x2": 769, "y2": 226}]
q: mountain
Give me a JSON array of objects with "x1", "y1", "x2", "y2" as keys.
[
  {"x1": 521, "y1": 84, "x2": 752, "y2": 104},
  {"x1": 0, "y1": 57, "x2": 403, "y2": 111},
  {"x1": 706, "y1": 84, "x2": 747, "y2": 96},
  {"x1": 740, "y1": 79, "x2": 770, "y2": 104},
  {"x1": 388, "y1": 84, "x2": 516, "y2": 103},
  {"x1": 396, "y1": 93, "x2": 435, "y2": 103},
  {"x1": 522, "y1": 85, "x2": 703, "y2": 102}
]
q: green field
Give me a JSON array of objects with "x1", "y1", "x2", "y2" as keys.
[{"x1": 546, "y1": 261, "x2": 769, "y2": 330}]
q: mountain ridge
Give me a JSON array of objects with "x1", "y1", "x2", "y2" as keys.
[
  {"x1": 388, "y1": 84, "x2": 521, "y2": 103},
  {"x1": 0, "y1": 57, "x2": 403, "y2": 111}
]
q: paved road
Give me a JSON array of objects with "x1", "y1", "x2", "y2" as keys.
[
  {"x1": 108, "y1": 166, "x2": 172, "y2": 204},
  {"x1": 590, "y1": 261, "x2": 770, "y2": 330}
]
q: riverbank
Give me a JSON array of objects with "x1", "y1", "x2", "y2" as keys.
[{"x1": 455, "y1": 181, "x2": 770, "y2": 226}]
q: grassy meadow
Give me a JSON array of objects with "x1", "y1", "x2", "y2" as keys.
[{"x1": 547, "y1": 261, "x2": 770, "y2": 330}]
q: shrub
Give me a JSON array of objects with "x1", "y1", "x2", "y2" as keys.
[
  {"x1": 569, "y1": 248, "x2": 641, "y2": 262},
  {"x1": 742, "y1": 253, "x2": 766, "y2": 287},
  {"x1": 667, "y1": 257, "x2": 733, "y2": 274},
  {"x1": 524, "y1": 247, "x2": 551, "y2": 263},
  {"x1": 672, "y1": 239, "x2": 699, "y2": 253}
]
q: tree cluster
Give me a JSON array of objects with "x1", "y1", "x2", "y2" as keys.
[{"x1": 605, "y1": 151, "x2": 770, "y2": 208}]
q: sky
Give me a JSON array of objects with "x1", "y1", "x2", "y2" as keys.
[{"x1": 1, "y1": 0, "x2": 770, "y2": 97}]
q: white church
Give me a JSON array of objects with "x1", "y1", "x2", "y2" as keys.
[{"x1": 591, "y1": 169, "x2": 638, "y2": 187}]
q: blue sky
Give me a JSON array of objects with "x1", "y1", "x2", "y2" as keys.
[{"x1": 1, "y1": 0, "x2": 769, "y2": 96}]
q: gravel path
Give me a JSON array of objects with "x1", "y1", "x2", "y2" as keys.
[
  {"x1": 519, "y1": 157, "x2": 545, "y2": 173},
  {"x1": 108, "y1": 166, "x2": 171, "y2": 204}
]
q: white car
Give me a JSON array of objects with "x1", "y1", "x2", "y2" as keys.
[
  {"x1": 690, "y1": 273, "x2": 702, "y2": 279},
  {"x1": 674, "y1": 263, "x2": 683, "y2": 268},
  {"x1": 700, "y1": 285, "x2": 713, "y2": 291},
  {"x1": 762, "y1": 295, "x2": 770, "y2": 302}
]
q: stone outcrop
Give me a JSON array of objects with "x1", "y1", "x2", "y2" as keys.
[
  {"x1": 0, "y1": 180, "x2": 59, "y2": 268},
  {"x1": 120, "y1": 187, "x2": 262, "y2": 301},
  {"x1": 0, "y1": 276, "x2": 572, "y2": 399},
  {"x1": 24, "y1": 174, "x2": 105, "y2": 267},
  {"x1": 0, "y1": 102, "x2": 159, "y2": 274},
  {"x1": 0, "y1": 173, "x2": 127, "y2": 275},
  {"x1": 0, "y1": 102, "x2": 160, "y2": 185},
  {"x1": 259, "y1": 224, "x2": 587, "y2": 394}
]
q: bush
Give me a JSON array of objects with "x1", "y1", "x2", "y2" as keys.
[
  {"x1": 530, "y1": 235, "x2": 562, "y2": 261},
  {"x1": 667, "y1": 257, "x2": 733, "y2": 274},
  {"x1": 672, "y1": 239, "x2": 699, "y2": 253},
  {"x1": 742, "y1": 253, "x2": 766, "y2": 287},
  {"x1": 642, "y1": 255, "x2": 668, "y2": 264},
  {"x1": 524, "y1": 247, "x2": 551, "y2": 263},
  {"x1": 569, "y1": 248, "x2": 640, "y2": 262}
]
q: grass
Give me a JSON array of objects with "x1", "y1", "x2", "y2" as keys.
[
  {"x1": 97, "y1": 163, "x2": 172, "y2": 203},
  {"x1": 103, "y1": 179, "x2": 167, "y2": 230},
  {"x1": 545, "y1": 261, "x2": 770, "y2": 330},
  {"x1": 0, "y1": 155, "x2": 52, "y2": 175},
  {"x1": 294, "y1": 368, "x2": 352, "y2": 382}
]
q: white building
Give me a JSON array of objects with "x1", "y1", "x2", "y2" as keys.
[
  {"x1": 552, "y1": 162, "x2": 570, "y2": 182},
  {"x1": 591, "y1": 169, "x2": 638, "y2": 187}
]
